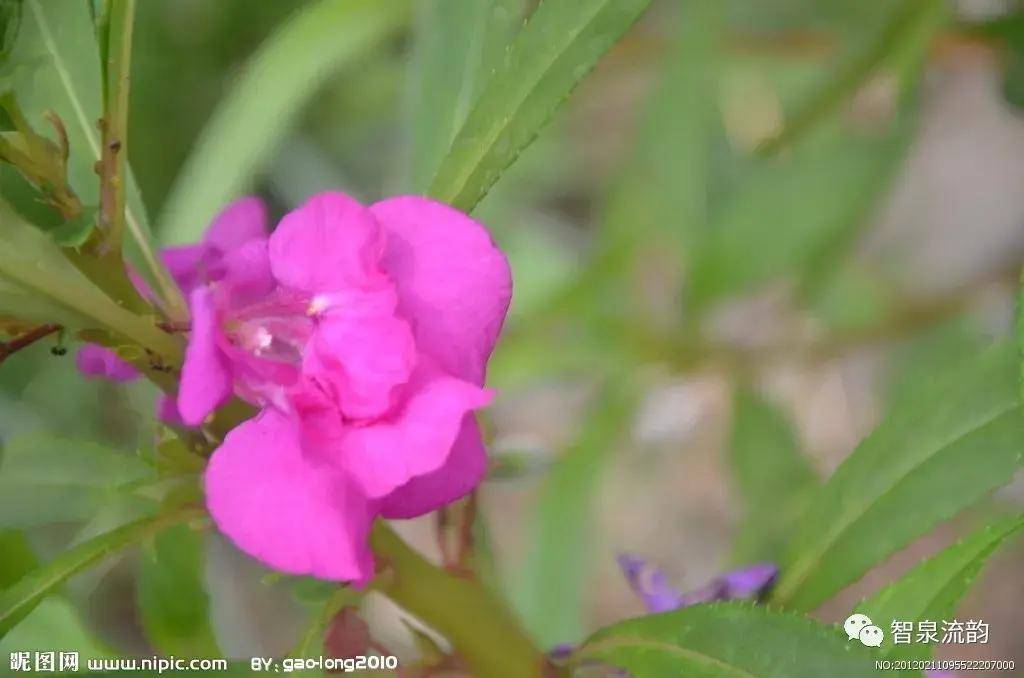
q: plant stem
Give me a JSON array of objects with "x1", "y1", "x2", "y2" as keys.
[
  {"x1": 98, "y1": 0, "x2": 135, "y2": 256},
  {"x1": 0, "y1": 505, "x2": 206, "y2": 636},
  {"x1": 371, "y1": 523, "x2": 555, "y2": 678}
]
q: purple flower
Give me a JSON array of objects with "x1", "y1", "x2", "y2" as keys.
[
  {"x1": 618, "y1": 554, "x2": 777, "y2": 612},
  {"x1": 75, "y1": 344, "x2": 139, "y2": 382}
]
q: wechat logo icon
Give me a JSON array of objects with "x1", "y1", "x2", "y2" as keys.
[{"x1": 843, "y1": 613, "x2": 884, "y2": 647}]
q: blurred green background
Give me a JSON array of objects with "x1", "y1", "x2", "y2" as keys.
[{"x1": 1, "y1": 0, "x2": 1023, "y2": 672}]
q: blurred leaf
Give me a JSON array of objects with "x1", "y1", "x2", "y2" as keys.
[
  {"x1": 514, "y1": 382, "x2": 637, "y2": 646},
  {"x1": 3, "y1": 0, "x2": 176, "y2": 311},
  {"x1": 138, "y1": 524, "x2": 219, "y2": 657},
  {"x1": 602, "y1": 0, "x2": 720, "y2": 264},
  {"x1": 771, "y1": 345, "x2": 1024, "y2": 610},
  {"x1": 407, "y1": 0, "x2": 524, "y2": 191},
  {"x1": 0, "y1": 434, "x2": 152, "y2": 528},
  {"x1": 428, "y1": 0, "x2": 652, "y2": 212},
  {"x1": 758, "y1": 0, "x2": 946, "y2": 155},
  {"x1": 0, "y1": 505, "x2": 203, "y2": 637},
  {"x1": 159, "y1": 0, "x2": 408, "y2": 245},
  {"x1": 574, "y1": 603, "x2": 887, "y2": 677},
  {"x1": 0, "y1": 597, "x2": 112, "y2": 657},
  {"x1": 729, "y1": 388, "x2": 819, "y2": 563},
  {"x1": 0, "y1": 200, "x2": 181, "y2": 358},
  {"x1": 689, "y1": 139, "x2": 900, "y2": 309},
  {"x1": 857, "y1": 514, "x2": 1023, "y2": 661},
  {"x1": 0, "y1": 0, "x2": 21, "y2": 63},
  {"x1": 0, "y1": 530, "x2": 35, "y2": 589}
]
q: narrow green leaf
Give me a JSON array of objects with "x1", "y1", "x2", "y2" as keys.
[
  {"x1": 598, "y1": 0, "x2": 719, "y2": 270},
  {"x1": 514, "y1": 382, "x2": 637, "y2": 646},
  {"x1": 0, "y1": 0, "x2": 22, "y2": 63},
  {"x1": 159, "y1": 0, "x2": 408, "y2": 245},
  {"x1": 428, "y1": 0, "x2": 653, "y2": 212},
  {"x1": 0, "y1": 434, "x2": 152, "y2": 528},
  {"x1": 0, "y1": 597, "x2": 113, "y2": 657},
  {"x1": 407, "y1": 0, "x2": 524, "y2": 192},
  {"x1": 0, "y1": 530, "x2": 35, "y2": 590},
  {"x1": 0, "y1": 201, "x2": 181, "y2": 359},
  {"x1": 689, "y1": 139, "x2": 899, "y2": 309},
  {"x1": 758, "y1": 0, "x2": 947, "y2": 155},
  {"x1": 772, "y1": 345, "x2": 1024, "y2": 610},
  {"x1": 138, "y1": 524, "x2": 219, "y2": 657},
  {"x1": 0, "y1": 506, "x2": 204, "y2": 637},
  {"x1": 729, "y1": 388, "x2": 819, "y2": 563},
  {"x1": 574, "y1": 603, "x2": 891, "y2": 678},
  {"x1": 857, "y1": 514, "x2": 1023, "y2": 661},
  {"x1": 5, "y1": 0, "x2": 180, "y2": 314}
]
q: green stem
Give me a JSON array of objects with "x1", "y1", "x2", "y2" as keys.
[
  {"x1": 757, "y1": 0, "x2": 943, "y2": 156},
  {"x1": 0, "y1": 505, "x2": 205, "y2": 636},
  {"x1": 371, "y1": 523, "x2": 554, "y2": 678},
  {"x1": 98, "y1": 0, "x2": 135, "y2": 255}
]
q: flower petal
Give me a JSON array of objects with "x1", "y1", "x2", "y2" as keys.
[
  {"x1": 309, "y1": 307, "x2": 417, "y2": 421},
  {"x1": 617, "y1": 554, "x2": 684, "y2": 613},
  {"x1": 156, "y1": 394, "x2": 185, "y2": 426},
  {"x1": 269, "y1": 192, "x2": 386, "y2": 294},
  {"x1": 75, "y1": 344, "x2": 140, "y2": 382},
  {"x1": 379, "y1": 414, "x2": 487, "y2": 519},
  {"x1": 204, "y1": 196, "x2": 268, "y2": 253},
  {"x1": 178, "y1": 287, "x2": 232, "y2": 425},
  {"x1": 205, "y1": 409, "x2": 375, "y2": 582},
  {"x1": 219, "y1": 238, "x2": 274, "y2": 305},
  {"x1": 160, "y1": 244, "x2": 208, "y2": 295},
  {"x1": 371, "y1": 196, "x2": 512, "y2": 385},
  {"x1": 339, "y1": 370, "x2": 492, "y2": 499}
]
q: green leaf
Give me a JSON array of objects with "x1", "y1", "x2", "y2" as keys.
[
  {"x1": 513, "y1": 382, "x2": 637, "y2": 646},
  {"x1": 4, "y1": 0, "x2": 178, "y2": 313},
  {"x1": 0, "y1": 530, "x2": 35, "y2": 590},
  {"x1": 138, "y1": 524, "x2": 219, "y2": 657},
  {"x1": 729, "y1": 388, "x2": 819, "y2": 563},
  {"x1": 0, "y1": 0, "x2": 21, "y2": 63},
  {"x1": 0, "y1": 597, "x2": 112, "y2": 657},
  {"x1": 158, "y1": 0, "x2": 408, "y2": 245},
  {"x1": 758, "y1": 0, "x2": 947, "y2": 155},
  {"x1": 598, "y1": 0, "x2": 719, "y2": 274},
  {"x1": 857, "y1": 514, "x2": 1023, "y2": 661},
  {"x1": 0, "y1": 434, "x2": 153, "y2": 528},
  {"x1": 0, "y1": 506, "x2": 204, "y2": 637},
  {"x1": 0, "y1": 200, "x2": 181, "y2": 359},
  {"x1": 771, "y1": 345, "x2": 1024, "y2": 610},
  {"x1": 574, "y1": 603, "x2": 890, "y2": 677},
  {"x1": 428, "y1": 0, "x2": 652, "y2": 212},
  {"x1": 689, "y1": 139, "x2": 900, "y2": 309},
  {"x1": 407, "y1": 0, "x2": 524, "y2": 192}
]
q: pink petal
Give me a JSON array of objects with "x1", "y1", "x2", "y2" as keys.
[
  {"x1": 156, "y1": 394, "x2": 185, "y2": 426},
  {"x1": 379, "y1": 415, "x2": 487, "y2": 519},
  {"x1": 205, "y1": 408, "x2": 375, "y2": 582},
  {"x1": 218, "y1": 238, "x2": 274, "y2": 306},
  {"x1": 269, "y1": 192, "x2": 387, "y2": 294},
  {"x1": 75, "y1": 344, "x2": 139, "y2": 382},
  {"x1": 204, "y1": 197, "x2": 268, "y2": 253},
  {"x1": 160, "y1": 244, "x2": 208, "y2": 295},
  {"x1": 308, "y1": 305, "x2": 417, "y2": 421},
  {"x1": 371, "y1": 196, "x2": 512, "y2": 385},
  {"x1": 339, "y1": 370, "x2": 492, "y2": 499},
  {"x1": 178, "y1": 287, "x2": 232, "y2": 425}
]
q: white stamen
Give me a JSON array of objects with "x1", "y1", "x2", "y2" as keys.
[
  {"x1": 253, "y1": 326, "x2": 273, "y2": 354},
  {"x1": 307, "y1": 294, "x2": 330, "y2": 317}
]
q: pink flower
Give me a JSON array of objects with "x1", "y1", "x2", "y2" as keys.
[
  {"x1": 75, "y1": 344, "x2": 139, "y2": 382},
  {"x1": 186, "y1": 192, "x2": 511, "y2": 582}
]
